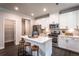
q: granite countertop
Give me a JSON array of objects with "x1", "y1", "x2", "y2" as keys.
[{"x1": 59, "y1": 35, "x2": 79, "y2": 38}]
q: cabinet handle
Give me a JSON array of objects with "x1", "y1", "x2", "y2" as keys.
[{"x1": 66, "y1": 40, "x2": 68, "y2": 43}]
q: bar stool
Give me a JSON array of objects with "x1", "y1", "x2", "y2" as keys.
[
  {"x1": 20, "y1": 38, "x2": 25, "y2": 43},
  {"x1": 31, "y1": 45, "x2": 39, "y2": 56},
  {"x1": 18, "y1": 42, "x2": 25, "y2": 56},
  {"x1": 24, "y1": 42, "x2": 31, "y2": 55},
  {"x1": 18, "y1": 38, "x2": 25, "y2": 56}
]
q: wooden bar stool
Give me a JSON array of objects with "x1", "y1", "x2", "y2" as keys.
[
  {"x1": 18, "y1": 38, "x2": 25, "y2": 56},
  {"x1": 24, "y1": 42, "x2": 31, "y2": 55},
  {"x1": 20, "y1": 38, "x2": 25, "y2": 44},
  {"x1": 18, "y1": 42, "x2": 25, "y2": 56},
  {"x1": 31, "y1": 45, "x2": 39, "y2": 56}
]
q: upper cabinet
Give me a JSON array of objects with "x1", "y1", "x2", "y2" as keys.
[
  {"x1": 49, "y1": 13, "x2": 59, "y2": 24},
  {"x1": 76, "y1": 10, "x2": 79, "y2": 28},
  {"x1": 35, "y1": 10, "x2": 79, "y2": 29},
  {"x1": 59, "y1": 11, "x2": 77, "y2": 29},
  {"x1": 35, "y1": 17, "x2": 50, "y2": 28},
  {"x1": 59, "y1": 12, "x2": 68, "y2": 29},
  {"x1": 66, "y1": 11, "x2": 77, "y2": 29}
]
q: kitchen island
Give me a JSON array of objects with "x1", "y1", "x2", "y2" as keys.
[{"x1": 22, "y1": 35, "x2": 52, "y2": 56}]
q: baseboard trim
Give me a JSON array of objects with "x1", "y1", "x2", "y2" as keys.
[
  {"x1": 5, "y1": 40, "x2": 14, "y2": 43},
  {"x1": 5, "y1": 41, "x2": 14, "y2": 43}
]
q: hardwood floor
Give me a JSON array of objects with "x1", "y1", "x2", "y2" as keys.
[
  {"x1": 0, "y1": 42, "x2": 31, "y2": 56},
  {"x1": 0, "y1": 42, "x2": 18, "y2": 56},
  {"x1": 5, "y1": 41, "x2": 15, "y2": 48},
  {"x1": 0, "y1": 42, "x2": 79, "y2": 56}
]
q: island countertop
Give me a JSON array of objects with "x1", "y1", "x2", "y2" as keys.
[
  {"x1": 21, "y1": 35, "x2": 52, "y2": 44},
  {"x1": 21, "y1": 35, "x2": 52, "y2": 56}
]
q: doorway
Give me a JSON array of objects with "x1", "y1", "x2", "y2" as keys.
[
  {"x1": 22, "y1": 18, "x2": 30, "y2": 35},
  {"x1": 4, "y1": 19, "x2": 15, "y2": 47},
  {"x1": 25, "y1": 19, "x2": 30, "y2": 35}
]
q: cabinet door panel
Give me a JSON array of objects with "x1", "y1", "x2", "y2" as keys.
[
  {"x1": 58, "y1": 37, "x2": 67, "y2": 48},
  {"x1": 59, "y1": 11, "x2": 76, "y2": 29},
  {"x1": 76, "y1": 10, "x2": 79, "y2": 28},
  {"x1": 66, "y1": 11, "x2": 76, "y2": 29},
  {"x1": 59, "y1": 13, "x2": 68, "y2": 28},
  {"x1": 49, "y1": 13, "x2": 59, "y2": 24},
  {"x1": 66, "y1": 38, "x2": 79, "y2": 53}
]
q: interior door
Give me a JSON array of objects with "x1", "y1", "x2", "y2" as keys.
[
  {"x1": 25, "y1": 20, "x2": 30, "y2": 35},
  {"x1": 5, "y1": 19, "x2": 15, "y2": 43}
]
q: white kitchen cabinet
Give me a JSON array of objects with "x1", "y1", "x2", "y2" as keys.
[
  {"x1": 59, "y1": 13, "x2": 68, "y2": 29},
  {"x1": 67, "y1": 38, "x2": 79, "y2": 52},
  {"x1": 35, "y1": 17, "x2": 49, "y2": 28},
  {"x1": 59, "y1": 11, "x2": 77, "y2": 29},
  {"x1": 58, "y1": 36, "x2": 79, "y2": 53},
  {"x1": 66, "y1": 11, "x2": 76, "y2": 29},
  {"x1": 49, "y1": 13, "x2": 59, "y2": 24},
  {"x1": 76, "y1": 10, "x2": 79, "y2": 28},
  {"x1": 58, "y1": 36, "x2": 67, "y2": 48},
  {"x1": 66, "y1": 37, "x2": 77, "y2": 50}
]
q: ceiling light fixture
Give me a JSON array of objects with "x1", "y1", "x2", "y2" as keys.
[
  {"x1": 31, "y1": 13, "x2": 34, "y2": 16},
  {"x1": 14, "y1": 6, "x2": 19, "y2": 11},
  {"x1": 43, "y1": 8, "x2": 47, "y2": 12}
]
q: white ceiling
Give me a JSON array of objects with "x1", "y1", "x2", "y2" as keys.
[{"x1": 0, "y1": 3, "x2": 79, "y2": 18}]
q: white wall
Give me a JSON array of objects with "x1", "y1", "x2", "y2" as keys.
[
  {"x1": 0, "y1": 7, "x2": 32, "y2": 49},
  {"x1": 30, "y1": 18, "x2": 35, "y2": 34}
]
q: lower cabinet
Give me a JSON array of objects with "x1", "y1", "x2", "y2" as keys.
[
  {"x1": 53, "y1": 47, "x2": 65, "y2": 56},
  {"x1": 58, "y1": 36, "x2": 79, "y2": 54},
  {"x1": 52, "y1": 46, "x2": 79, "y2": 56},
  {"x1": 69, "y1": 52, "x2": 79, "y2": 56}
]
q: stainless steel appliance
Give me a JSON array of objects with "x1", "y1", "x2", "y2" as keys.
[{"x1": 49, "y1": 24, "x2": 60, "y2": 43}]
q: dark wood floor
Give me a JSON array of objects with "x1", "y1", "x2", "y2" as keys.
[
  {"x1": 52, "y1": 44, "x2": 79, "y2": 56},
  {"x1": 0, "y1": 42, "x2": 79, "y2": 56},
  {"x1": 0, "y1": 42, "x2": 18, "y2": 56},
  {"x1": 0, "y1": 42, "x2": 31, "y2": 56}
]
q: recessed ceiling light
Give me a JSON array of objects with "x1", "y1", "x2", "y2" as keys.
[
  {"x1": 14, "y1": 6, "x2": 19, "y2": 11},
  {"x1": 43, "y1": 8, "x2": 47, "y2": 12},
  {"x1": 31, "y1": 13, "x2": 34, "y2": 16}
]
